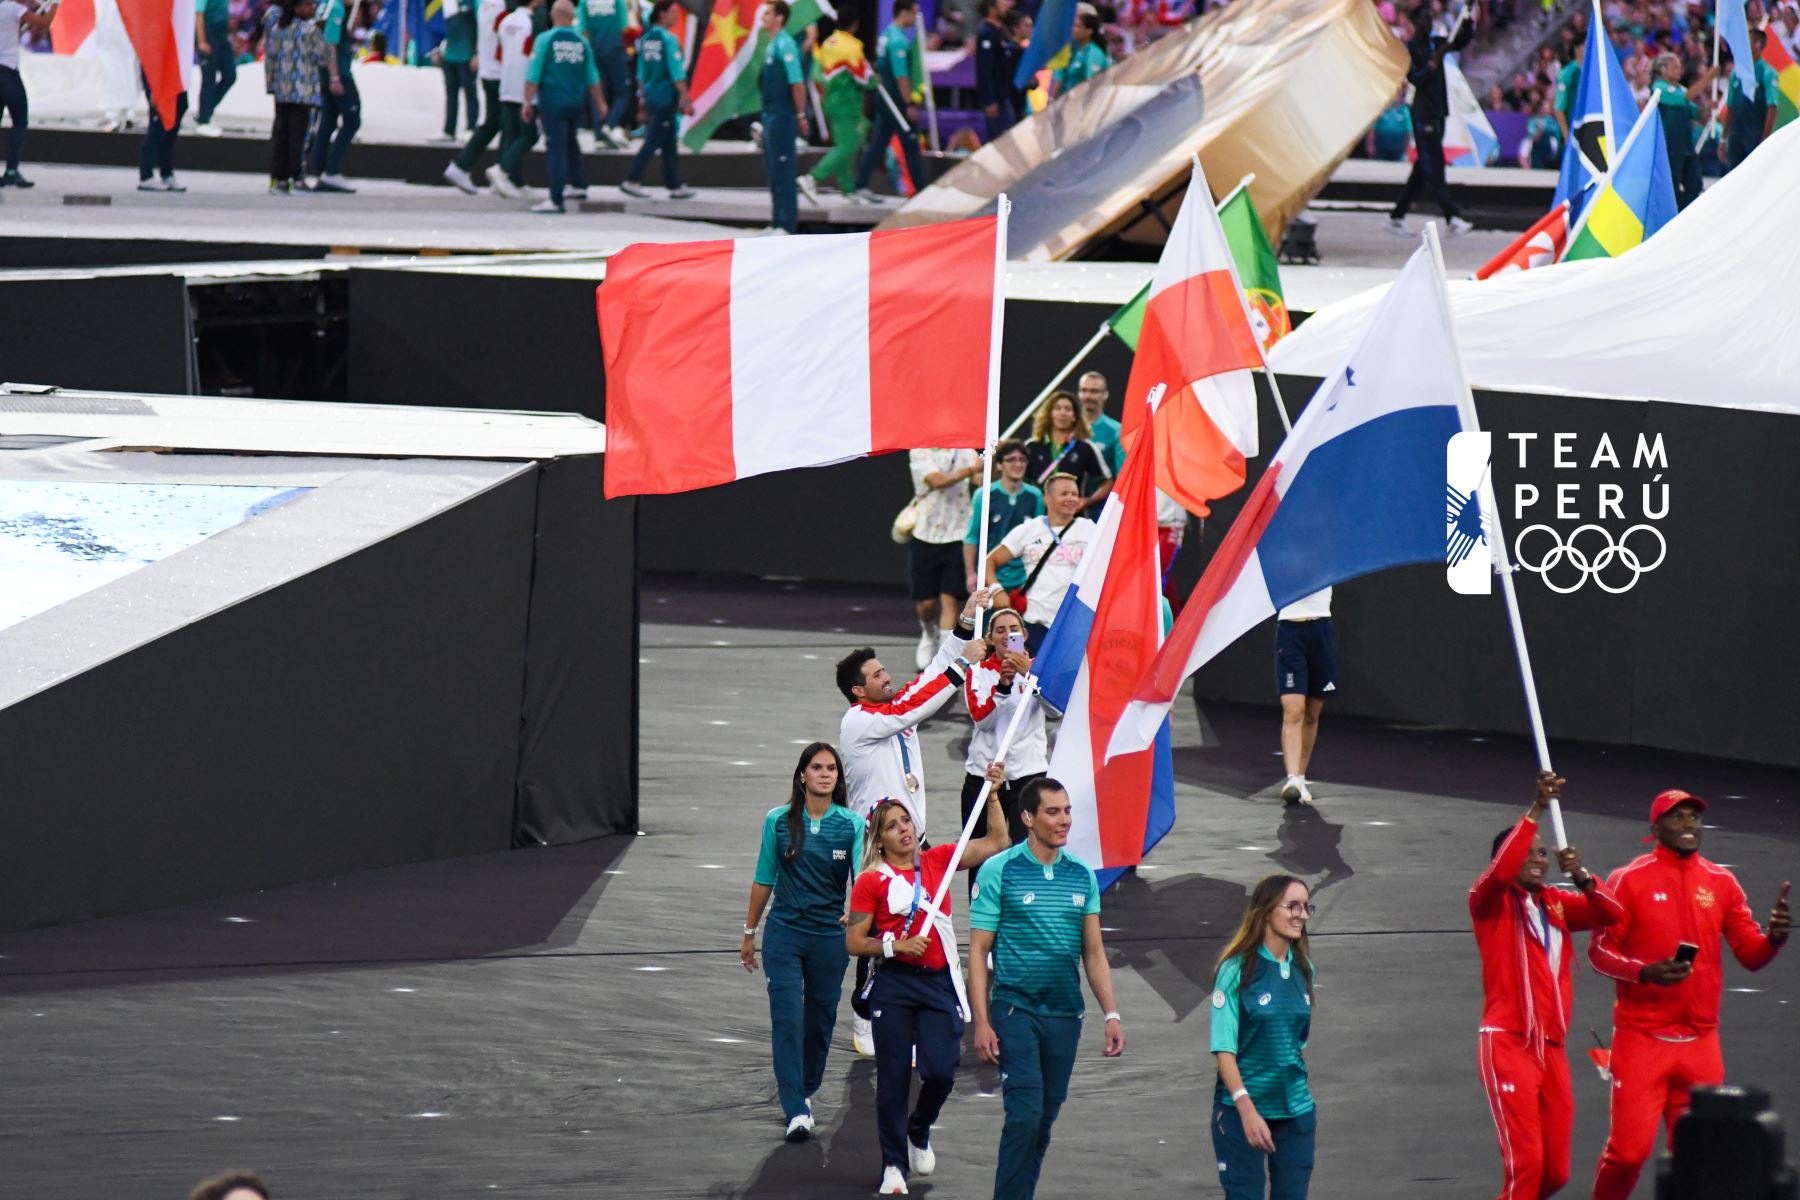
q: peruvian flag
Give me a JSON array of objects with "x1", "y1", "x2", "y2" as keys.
[
  {"x1": 1034, "y1": 389, "x2": 1175, "y2": 887},
  {"x1": 1119, "y1": 161, "x2": 1267, "y2": 518},
  {"x1": 597, "y1": 217, "x2": 999, "y2": 498},
  {"x1": 1475, "y1": 201, "x2": 1571, "y2": 280},
  {"x1": 118, "y1": 0, "x2": 194, "y2": 128}
]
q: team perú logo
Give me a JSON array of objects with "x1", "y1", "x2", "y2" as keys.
[
  {"x1": 1447, "y1": 431, "x2": 1670, "y2": 595},
  {"x1": 1696, "y1": 887, "x2": 1715, "y2": 909}
]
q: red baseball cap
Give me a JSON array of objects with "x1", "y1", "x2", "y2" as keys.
[{"x1": 1650, "y1": 789, "x2": 1708, "y2": 823}]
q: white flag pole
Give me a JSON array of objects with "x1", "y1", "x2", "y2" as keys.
[
  {"x1": 998, "y1": 323, "x2": 1110, "y2": 443},
  {"x1": 923, "y1": 671, "x2": 1040, "y2": 925},
  {"x1": 1424, "y1": 223, "x2": 1566, "y2": 851},
  {"x1": 973, "y1": 194, "x2": 1011, "y2": 638},
  {"x1": 919, "y1": 27, "x2": 941, "y2": 153}
]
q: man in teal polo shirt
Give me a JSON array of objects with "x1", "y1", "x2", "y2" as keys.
[
  {"x1": 971, "y1": 778, "x2": 1126, "y2": 1200},
  {"x1": 964, "y1": 439, "x2": 1044, "y2": 601},
  {"x1": 523, "y1": 0, "x2": 606, "y2": 212},
  {"x1": 1076, "y1": 370, "x2": 1119, "y2": 514},
  {"x1": 1720, "y1": 30, "x2": 1780, "y2": 171},
  {"x1": 853, "y1": 0, "x2": 926, "y2": 201},
  {"x1": 1052, "y1": 8, "x2": 1108, "y2": 97},
  {"x1": 306, "y1": 0, "x2": 362, "y2": 191},
  {"x1": 194, "y1": 0, "x2": 235, "y2": 135},
  {"x1": 578, "y1": 0, "x2": 630, "y2": 145},
  {"x1": 620, "y1": 0, "x2": 697, "y2": 198},
  {"x1": 759, "y1": 0, "x2": 808, "y2": 235}
]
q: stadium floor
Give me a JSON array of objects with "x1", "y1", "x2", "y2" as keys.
[{"x1": 3, "y1": 577, "x2": 1795, "y2": 1199}]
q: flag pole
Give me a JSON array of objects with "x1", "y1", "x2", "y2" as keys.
[
  {"x1": 974, "y1": 194, "x2": 1011, "y2": 638},
  {"x1": 1424, "y1": 222, "x2": 1566, "y2": 851},
  {"x1": 1193, "y1": 154, "x2": 1294, "y2": 435},
  {"x1": 1594, "y1": 0, "x2": 1616, "y2": 157},
  {"x1": 997, "y1": 322, "x2": 1111, "y2": 442}
]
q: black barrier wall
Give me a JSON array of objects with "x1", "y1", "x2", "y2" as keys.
[
  {"x1": 0, "y1": 275, "x2": 196, "y2": 393},
  {"x1": 0, "y1": 458, "x2": 637, "y2": 931}
]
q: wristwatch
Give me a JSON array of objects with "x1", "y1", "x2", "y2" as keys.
[{"x1": 742, "y1": 924, "x2": 757, "y2": 937}]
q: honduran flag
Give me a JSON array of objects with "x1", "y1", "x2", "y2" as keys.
[
  {"x1": 598, "y1": 217, "x2": 999, "y2": 498},
  {"x1": 1034, "y1": 390, "x2": 1175, "y2": 890},
  {"x1": 1109, "y1": 243, "x2": 1475, "y2": 757}
]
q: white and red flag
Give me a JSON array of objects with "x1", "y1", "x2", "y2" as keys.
[
  {"x1": 117, "y1": 0, "x2": 194, "y2": 129},
  {"x1": 1475, "y1": 201, "x2": 1571, "y2": 280},
  {"x1": 1118, "y1": 160, "x2": 1267, "y2": 517},
  {"x1": 597, "y1": 217, "x2": 1000, "y2": 498}
]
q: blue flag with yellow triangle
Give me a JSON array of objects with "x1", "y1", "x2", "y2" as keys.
[{"x1": 1560, "y1": 99, "x2": 1677, "y2": 261}]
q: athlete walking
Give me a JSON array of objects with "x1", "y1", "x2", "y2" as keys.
[
  {"x1": 1470, "y1": 771, "x2": 1623, "y2": 1200},
  {"x1": 1588, "y1": 789, "x2": 1790, "y2": 1200}
]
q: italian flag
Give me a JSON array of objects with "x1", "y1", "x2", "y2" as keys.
[
  {"x1": 1115, "y1": 164, "x2": 1267, "y2": 517},
  {"x1": 597, "y1": 217, "x2": 1000, "y2": 498},
  {"x1": 1764, "y1": 33, "x2": 1800, "y2": 130},
  {"x1": 684, "y1": 0, "x2": 835, "y2": 150}
]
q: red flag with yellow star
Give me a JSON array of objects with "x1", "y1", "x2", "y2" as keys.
[{"x1": 683, "y1": 0, "x2": 834, "y2": 149}]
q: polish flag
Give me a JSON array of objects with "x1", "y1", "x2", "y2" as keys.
[
  {"x1": 117, "y1": 0, "x2": 194, "y2": 128},
  {"x1": 1118, "y1": 160, "x2": 1267, "y2": 517},
  {"x1": 597, "y1": 218, "x2": 999, "y2": 498}
]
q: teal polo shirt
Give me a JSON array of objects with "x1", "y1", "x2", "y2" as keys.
[
  {"x1": 579, "y1": 0, "x2": 625, "y2": 52},
  {"x1": 1088, "y1": 412, "x2": 1122, "y2": 475},
  {"x1": 636, "y1": 25, "x2": 684, "y2": 109},
  {"x1": 1209, "y1": 944, "x2": 1315, "y2": 1118},
  {"x1": 753, "y1": 803, "x2": 861, "y2": 937},
  {"x1": 965, "y1": 480, "x2": 1044, "y2": 590},
  {"x1": 1056, "y1": 39, "x2": 1109, "y2": 91},
  {"x1": 876, "y1": 22, "x2": 916, "y2": 98},
  {"x1": 527, "y1": 27, "x2": 600, "y2": 112},
  {"x1": 971, "y1": 842, "x2": 1101, "y2": 1017},
  {"x1": 201, "y1": 0, "x2": 230, "y2": 32}
]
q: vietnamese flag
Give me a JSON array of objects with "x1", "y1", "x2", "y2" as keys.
[
  {"x1": 597, "y1": 216, "x2": 999, "y2": 497},
  {"x1": 117, "y1": 0, "x2": 193, "y2": 128},
  {"x1": 1118, "y1": 160, "x2": 1266, "y2": 518}
]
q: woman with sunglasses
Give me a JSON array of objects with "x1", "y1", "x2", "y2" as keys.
[
  {"x1": 1209, "y1": 874, "x2": 1319, "y2": 1199},
  {"x1": 846, "y1": 765, "x2": 1012, "y2": 1195}
]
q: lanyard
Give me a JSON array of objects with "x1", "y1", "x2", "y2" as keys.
[
  {"x1": 897, "y1": 729, "x2": 913, "y2": 775},
  {"x1": 1519, "y1": 892, "x2": 1549, "y2": 954},
  {"x1": 898, "y1": 870, "x2": 924, "y2": 940}
]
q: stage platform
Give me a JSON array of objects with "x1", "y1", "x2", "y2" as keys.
[{"x1": 1, "y1": 579, "x2": 1793, "y2": 1197}]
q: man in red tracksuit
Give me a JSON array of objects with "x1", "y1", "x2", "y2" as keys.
[
  {"x1": 1471, "y1": 771, "x2": 1624, "y2": 1200},
  {"x1": 1588, "y1": 789, "x2": 1791, "y2": 1200}
]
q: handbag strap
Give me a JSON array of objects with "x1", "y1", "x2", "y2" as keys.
[{"x1": 1019, "y1": 518, "x2": 1078, "y2": 598}]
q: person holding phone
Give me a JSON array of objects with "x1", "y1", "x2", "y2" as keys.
[
  {"x1": 987, "y1": 474, "x2": 1098, "y2": 654},
  {"x1": 961, "y1": 607, "x2": 1045, "y2": 873},
  {"x1": 1469, "y1": 771, "x2": 1623, "y2": 1200},
  {"x1": 846, "y1": 770, "x2": 1012, "y2": 1196},
  {"x1": 1587, "y1": 790, "x2": 1791, "y2": 1200}
]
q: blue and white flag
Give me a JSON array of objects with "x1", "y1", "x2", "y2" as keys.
[{"x1": 1718, "y1": 0, "x2": 1758, "y2": 95}]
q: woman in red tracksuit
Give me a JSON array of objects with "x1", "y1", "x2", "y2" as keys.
[
  {"x1": 1470, "y1": 772, "x2": 1624, "y2": 1200},
  {"x1": 1587, "y1": 789, "x2": 1790, "y2": 1200}
]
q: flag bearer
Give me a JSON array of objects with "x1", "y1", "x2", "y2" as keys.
[
  {"x1": 1208, "y1": 875, "x2": 1318, "y2": 1200},
  {"x1": 853, "y1": 0, "x2": 925, "y2": 200},
  {"x1": 619, "y1": 0, "x2": 696, "y2": 198},
  {"x1": 758, "y1": 0, "x2": 808, "y2": 234},
  {"x1": 801, "y1": 9, "x2": 867, "y2": 202},
  {"x1": 740, "y1": 743, "x2": 862, "y2": 1144},
  {"x1": 1469, "y1": 772, "x2": 1623, "y2": 1200},
  {"x1": 1651, "y1": 53, "x2": 1711, "y2": 209},
  {"x1": 970, "y1": 778, "x2": 1126, "y2": 1200},
  {"x1": 847, "y1": 771, "x2": 1012, "y2": 1196}
]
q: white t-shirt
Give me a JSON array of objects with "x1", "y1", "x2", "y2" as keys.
[
  {"x1": 1278, "y1": 587, "x2": 1333, "y2": 621},
  {"x1": 477, "y1": 0, "x2": 509, "y2": 82},
  {"x1": 497, "y1": 8, "x2": 534, "y2": 100},
  {"x1": 908, "y1": 448, "x2": 978, "y2": 545},
  {"x1": 0, "y1": 0, "x2": 26, "y2": 70},
  {"x1": 1000, "y1": 514, "x2": 1097, "y2": 627}
]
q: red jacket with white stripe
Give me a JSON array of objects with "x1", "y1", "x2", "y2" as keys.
[
  {"x1": 839, "y1": 632, "x2": 974, "y2": 832},
  {"x1": 962, "y1": 656, "x2": 1048, "y2": 778},
  {"x1": 1470, "y1": 814, "x2": 1624, "y2": 1050},
  {"x1": 1588, "y1": 845, "x2": 1782, "y2": 1037}
]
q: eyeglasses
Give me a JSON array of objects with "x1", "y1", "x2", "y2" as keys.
[{"x1": 1278, "y1": 902, "x2": 1317, "y2": 918}]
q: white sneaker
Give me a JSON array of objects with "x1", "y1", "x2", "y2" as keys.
[
  {"x1": 750, "y1": 119, "x2": 765, "y2": 148},
  {"x1": 668, "y1": 185, "x2": 697, "y2": 199},
  {"x1": 443, "y1": 162, "x2": 480, "y2": 194},
  {"x1": 914, "y1": 627, "x2": 936, "y2": 671},
  {"x1": 798, "y1": 174, "x2": 821, "y2": 204},
  {"x1": 1280, "y1": 775, "x2": 1303, "y2": 804},
  {"x1": 303, "y1": 176, "x2": 320, "y2": 191},
  {"x1": 852, "y1": 1015, "x2": 876, "y2": 1058},
  {"x1": 907, "y1": 1139, "x2": 935, "y2": 1177},
  {"x1": 757, "y1": 226, "x2": 792, "y2": 236},
  {"x1": 785, "y1": 1112, "x2": 815, "y2": 1142},
  {"x1": 618, "y1": 179, "x2": 651, "y2": 198},
  {"x1": 1447, "y1": 215, "x2": 1475, "y2": 236},
  {"x1": 878, "y1": 1165, "x2": 909, "y2": 1194},
  {"x1": 316, "y1": 173, "x2": 356, "y2": 193},
  {"x1": 137, "y1": 177, "x2": 166, "y2": 191},
  {"x1": 530, "y1": 198, "x2": 565, "y2": 213},
  {"x1": 853, "y1": 187, "x2": 884, "y2": 203},
  {"x1": 194, "y1": 121, "x2": 223, "y2": 137},
  {"x1": 161, "y1": 174, "x2": 187, "y2": 193},
  {"x1": 564, "y1": 186, "x2": 588, "y2": 201},
  {"x1": 1382, "y1": 215, "x2": 1409, "y2": 236},
  {"x1": 486, "y1": 164, "x2": 520, "y2": 198}
]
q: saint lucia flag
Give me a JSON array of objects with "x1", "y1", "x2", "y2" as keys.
[
  {"x1": 1034, "y1": 390, "x2": 1175, "y2": 891},
  {"x1": 1560, "y1": 100, "x2": 1676, "y2": 261},
  {"x1": 1554, "y1": 0, "x2": 1637, "y2": 222}
]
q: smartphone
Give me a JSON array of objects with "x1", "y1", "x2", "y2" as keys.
[
  {"x1": 1674, "y1": 942, "x2": 1699, "y2": 965},
  {"x1": 1005, "y1": 632, "x2": 1026, "y2": 654}
]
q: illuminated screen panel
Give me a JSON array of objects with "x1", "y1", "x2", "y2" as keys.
[{"x1": 0, "y1": 481, "x2": 311, "y2": 631}]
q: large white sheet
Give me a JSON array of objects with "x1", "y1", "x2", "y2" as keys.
[{"x1": 1269, "y1": 121, "x2": 1800, "y2": 416}]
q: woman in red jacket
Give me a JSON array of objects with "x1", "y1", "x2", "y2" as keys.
[
  {"x1": 1587, "y1": 789, "x2": 1790, "y2": 1200},
  {"x1": 1469, "y1": 771, "x2": 1623, "y2": 1200}
]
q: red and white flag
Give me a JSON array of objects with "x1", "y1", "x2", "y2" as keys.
[
  {"x1": 597, "y1": 218, "x2": 999, "y2": 498},
  {"x1": 1475, "y1": 201, "x2": 1570, "y2": 280},
  {"x1": 1119, "y1": 161, "x2": 1267, "y2": 517},
  {"x1": 117, "y1": 0, "x2": 193, "y2": 128}
]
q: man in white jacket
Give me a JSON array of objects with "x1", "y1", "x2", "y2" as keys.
[{"x1": 835, "y1": 587, "x2": 993, "y2": 1054}]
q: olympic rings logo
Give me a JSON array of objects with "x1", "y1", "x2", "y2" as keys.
[{"x1": 1512, "y1": 524, "x2": 1667, "y2": 594}]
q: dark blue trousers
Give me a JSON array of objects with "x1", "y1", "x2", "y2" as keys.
[
  {"x1": 626, "y1": 102, "x2": 681, "y2": 187},
  {"x1": 196, "y1": 27, "x2": 236, "y2": 124},
  {"x1": 1211, "y1": 1103, "x2": 1317, "y2": 1199},
  {"x1": 762, "y1": 921, "x2": 849, "y2": 1120},
  {"x1": 139, "y1": 86, "x2": 187, "y2": 181},
  {"x1": 993, "y1": 1004, "x2": 1080, "y2": 1200},
  {"x1": 761, "y1": 106, "x2": 798, "y2": 233},
  {"x1": 870, "y1": 963, "x2": 963, "y2": 1174},
  {"x1": 306, "y1": 68, "x2": 361, "y2": 179},
  {"x1": 541, "y1": 107, "x2": 582, "y2": 206},
  {"x1": 596, "y1": 48, "x2": 632, "y2": 129},
  {"x1": 853, "y1": 96, "x2": 925, "y2": 192}
]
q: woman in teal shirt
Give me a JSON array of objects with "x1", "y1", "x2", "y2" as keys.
[
  {"x1": 740, "y1": 742, "x2": 862, "y2": 1143},
  {"x1": 1209, "y1": 874, "x2": 1318, "y2": 1199}
]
